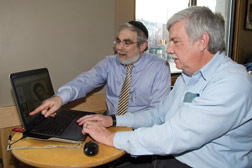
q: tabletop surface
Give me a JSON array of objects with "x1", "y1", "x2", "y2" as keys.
[{"x1": 11, "y1": 126, "x2": 131, "y2": 168}]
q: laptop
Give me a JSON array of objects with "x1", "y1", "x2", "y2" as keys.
[{"x1": 10, "y1": 68, "x2": 93, "y2": 143}]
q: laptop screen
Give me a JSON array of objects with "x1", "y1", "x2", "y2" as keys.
[{"x1": 10, "y1": 68, "x2": 54, "y2": 130}]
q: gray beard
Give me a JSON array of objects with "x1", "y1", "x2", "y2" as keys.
[{"x1": 118, "y1": 52, "x2": 141, "y2": 65}]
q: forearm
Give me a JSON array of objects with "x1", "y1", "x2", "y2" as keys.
[
  {"x1": 117, "y1": 112, "x2": 158, "y2": 130},
  {"x1": 117, "y1": 97, "x2": 169, "y2": 129}
]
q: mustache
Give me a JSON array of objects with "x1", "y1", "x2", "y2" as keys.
[
  {"x1": 170, "y1": 54, "x2": 178, "y2": 59},
  {"x1": 117, "y1": 50, "x2": 127, "y2": 55}
]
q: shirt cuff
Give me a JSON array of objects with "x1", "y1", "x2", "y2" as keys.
[
  {"x1": 114, "y1": 131, "x2": 132, "y2": 151},
  {"x1": 55, "y1": 91, "x2": 70, "y2": 105}
]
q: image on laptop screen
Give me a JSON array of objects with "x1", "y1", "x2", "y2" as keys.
[{"x1": 11, "y1": 70, "x2": 54, "y2": 127}]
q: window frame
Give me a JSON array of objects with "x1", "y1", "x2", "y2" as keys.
[{"x1": 134, "y1": 0, "x2": 236, "y2": 58}]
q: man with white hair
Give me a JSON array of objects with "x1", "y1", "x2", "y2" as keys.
[{"x1": 79, "y1": 6, "x2": 252, "y2": 168}]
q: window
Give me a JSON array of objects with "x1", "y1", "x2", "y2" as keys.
[{"x1": 136, "y1": 0, "x2": 235, "y2": 74}]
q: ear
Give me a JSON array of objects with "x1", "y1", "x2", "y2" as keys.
[
  {"x1": 140, "y1": 41, "x2": 148, "y2": 52},
  {"x1": 198, "y1": 32, "x2": 209, "y2": 52}
]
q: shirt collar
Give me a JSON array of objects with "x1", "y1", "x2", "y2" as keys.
[
  {"x1": 132, "y1": 52, "x2": 146, "y2": 68},
  {"x1": 181, "y1": 51, "x2": 225, "y2": 83},
  {"x1": 199, "y1": 51, "x2": 225, "y2": 81}
]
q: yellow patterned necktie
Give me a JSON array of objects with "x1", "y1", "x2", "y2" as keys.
[{"x1": 116, "y1": 65, "x2": 134, "y2": 115}]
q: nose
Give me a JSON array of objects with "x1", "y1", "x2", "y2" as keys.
[
  {"x1": 116, "y1": 42, "x2": 124, "y2": 51},
  {"x1": 166, "y1": 42, "x2": 173, "y2": 54}
]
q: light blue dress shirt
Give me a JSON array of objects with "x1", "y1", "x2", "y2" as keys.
[
  {"x1": 114, "y1": 52, "x2": 252, "y2": 168},
  {"x1": 55, "y1": 53, "x2": 171, "y2": 115}
]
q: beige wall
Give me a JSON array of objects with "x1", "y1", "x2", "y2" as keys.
[
  {"x1": 0, "y1": 0, "x2": 135, "y2": 106},
  {"x1": 114, "y1": 0, "x2": 135, "y2": 37},
  {"x1": 233, "y1": 0, "x2": 252, "y2": 64},
  {"x1": 1, "y1": 0, "x2": 250, "y2": 107}
]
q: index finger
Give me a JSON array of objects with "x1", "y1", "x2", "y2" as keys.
[{"x1": 29, "y1": 103, "x2": 49, "y2": 115}]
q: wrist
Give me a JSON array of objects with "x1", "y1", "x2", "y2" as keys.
[
  {"x1": 105, "y1": 131, "x2": 115, "y2": 147},
  {"x1": 110, "y1": 114, "x2": 116, "y2": 126},
  {"x1": 109, "y1": 132, "x2": 115, "y2": 147}
]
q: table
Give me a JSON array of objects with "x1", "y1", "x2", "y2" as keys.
[{"x1": 11, "y1": 126, "x2": 131, "y2": 168}]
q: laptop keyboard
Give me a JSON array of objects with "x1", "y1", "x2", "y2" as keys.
[
  {"x1": 31, "y1": 112, "x2": 80, "y2": 136},
  {"x1": 38, "y1": 116, "x2": 73, "y2": 136},
  {"x1": 30, "y1": 110, "x2": 88, "y2": 137}
]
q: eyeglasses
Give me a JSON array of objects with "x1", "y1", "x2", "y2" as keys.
[{"x1": 113, "y1": 39, "x2": 138, "y2": 47}]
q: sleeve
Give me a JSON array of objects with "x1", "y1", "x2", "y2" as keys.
[
  {"x1": 55, "y1": 57, "x2": 109, "y2": 105},
  {"x1": 114, "y1": 75, "x2": 252, "y2": 155},
  {"x1": 114, "y1": 94, "x2": 173, "y2": 155},
  {"x1": 117, "y1": 94, "x2": 171, "y2": 129}
]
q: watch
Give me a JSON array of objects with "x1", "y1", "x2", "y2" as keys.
[{"x1": 110, "y1": 114, "x2": 116, "y2": 126}]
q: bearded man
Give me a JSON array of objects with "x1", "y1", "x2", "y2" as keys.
[{"x1": 30, "y1": 21, "x2": 171, "y2": 117}]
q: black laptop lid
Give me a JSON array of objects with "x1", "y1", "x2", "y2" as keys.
[{"x1": 10, "y1": 68, "x2": 54, "y2": 131}]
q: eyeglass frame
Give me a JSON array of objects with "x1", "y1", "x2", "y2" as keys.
[{"x1": 113, "y1": 38, "x2": 139, "y2": 47}]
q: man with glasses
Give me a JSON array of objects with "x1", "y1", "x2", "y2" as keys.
[{"x1": 30, "y1": 21, "x2": 171, "y2": 117}]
